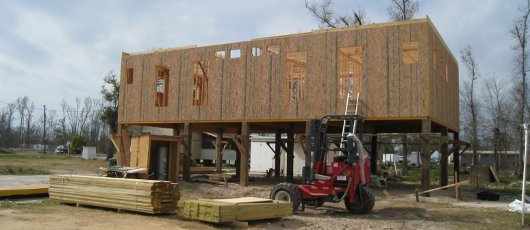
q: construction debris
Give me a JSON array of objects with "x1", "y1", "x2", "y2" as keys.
[
  {"x1": 49, "y1": 175, "x2": 179, "y2": 214},
  {"x1": 177, "y1": 197, "x2": 292, "y2": 223}
]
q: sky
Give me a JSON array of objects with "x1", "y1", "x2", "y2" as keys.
[{"x1": 0, "y1": 0, "x2": 523, "y2": 116}]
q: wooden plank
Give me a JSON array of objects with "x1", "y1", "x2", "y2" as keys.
[
  {"x1": 206, "y1": 197, "x2": 272, "y2": 204},
  {"x1": 0, "y1": 184, "x2": 49, "y2": 197},
  {"x1": 110, "y1": 134, "x2": 124, "y2": 166}
]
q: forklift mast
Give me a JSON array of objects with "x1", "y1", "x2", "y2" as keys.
[{"x1": 304, "y1": 115, "x2": 365, "y2": 183}]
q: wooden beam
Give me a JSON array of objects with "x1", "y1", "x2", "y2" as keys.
[
  {"x1": 286, "y1": 124, "x2": 294, "y2": 182},
  {"x1": 402, "y1": 135, "x2": 409, "y2": 176},
  {"x1": 110, "y1": 134, "x2": 123, "y2": 166},
  {"x1": 415, "y1": 180, "x2": 468, "y2": 202},
  {"x1": 182, "y1": 123, "x2": 192, "y2": 182},
  {"x1": 439, "y1": 128, "x2": 448, "y2": 186},
  {"x1": 215, "y1": 127, "x2": 224, "y2": 172},
  {"x1": 420, "y1": 120, "x2": 432, "y2": 196},
  {"x1": 370, "y1": 135, "x2": 378, "y2": 175},
  {"x1": 453, "y1": 132, "x2": 460, "y2": 183},
  {"x1": 169, "y1": 141, "x2": 180, "y2": 182},
  {"x1": 275, "y1": 129, "x2": 282, "y2": 178},
  {"x1": 240, "y1": 122, "x2": 250, "y2": 186}
]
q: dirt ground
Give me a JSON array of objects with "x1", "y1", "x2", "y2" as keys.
[
  {"x1": 1, "y1": 178, "x2": 528, "y2": 230},
  {"x1": 1, "y1": 152, "x2": 529, "y2": 229}
]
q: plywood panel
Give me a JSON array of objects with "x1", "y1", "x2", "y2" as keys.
[
  {"x1": 137, "y1": 135, "x2": 150, "y2": 168},
  {"x1": 326, "y1": 31, "x2": 339, "y2": 117},
  {"x1": 221, "y1": 43, "x2": 246, "y2": 120},
  {"x1": 246, "y1": 41, "x2": 271, "y2": 119},
  {"x1": 365, "y1": 27, "x2": 388, "y2": 118},
  {"x1": 129, "y1": 136, "x2": 140, "y2": 167},
  {"x1": 269, "y1": 39, "x2": 283, "y2": 120},
  {"x1": 139, "y1": 53, "x2": 155, "y2": 122},
  {"x1": 387, "y1": 26, "x2": 400, "y2": 117},
  {"x1": 411, "y1": 24, "x2": 431, "y2": 116},
  {"x1": 118, "y1": 54, "x2": 128, "y2": 122},
  {"x1": 202, "y1": 45, "x2": 225, "y2": 121},
  {"x1": 278, "y1": 36, "x2": 299, "y2": 119}
]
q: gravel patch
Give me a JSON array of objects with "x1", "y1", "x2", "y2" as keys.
[{"x1": 0, "y1": 175, "x2": 49, "y2": 188}]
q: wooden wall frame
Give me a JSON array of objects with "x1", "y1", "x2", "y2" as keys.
[{"x1": 129, "y1": 135, "x2": 182, "y2": 182}]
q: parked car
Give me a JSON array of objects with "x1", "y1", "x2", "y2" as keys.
[{"x1": 55, "y1": 145, "x2": 68, "y2": 153}]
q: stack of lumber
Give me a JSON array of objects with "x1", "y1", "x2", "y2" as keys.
[
  {"x1": 177, "y1": 197, "x2": 292, "y2": 223},
  {"x1": 49, "y1": 175, "x2": 179, "y2": 214}
]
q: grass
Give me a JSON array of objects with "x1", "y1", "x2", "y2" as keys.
[
  {"x1": 0, "y1": 166, "x2": 49, "y2": 175},
  {"x1": 394, "y1": 164, "x2": 455, "y2": 182},
  {"x1": 0, "y1": 151, "x2": 107, "y2": 175},
  {"x1": 0, "y1": 198, "x2": 60, "y2": 210},
  {"x1": 0, "y1": 149, "x2": 15, "y2": 154}
]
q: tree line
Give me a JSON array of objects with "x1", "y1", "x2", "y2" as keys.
[{"x1": 0, "y1": 72, "x2": 119, "y2": 156}]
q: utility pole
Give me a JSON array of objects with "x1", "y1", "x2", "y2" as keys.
[
  {"x1": 522, "y1": 123, "x2": 528, "y2": 226},
  {"x1": 43, "y1": 105, "x2": 46, "y2": 155}
]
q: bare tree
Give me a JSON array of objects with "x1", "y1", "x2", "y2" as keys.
[
  {"x1": 460, "y1": 46, "x2": 480, "y2": 166},
  {"x1": 305, "y1": 0, "x2": 366, "y2": 28},
  {"x1": 62, "y1": 97, "x2": 91, "y2": 137},
  {"x1": 387, "y1": 0, "x2": 419, "y2": 21},
  {"x1": 511, "y1": 0, "x2": 530, "y2": 175},
  {"x1": 25, "y1": 102, "x2": 34, "y2": 147},
  {"x1": 482, "y1": 75, "x2": 509, "y2": 170},
  {"x1": 80, "y1": 97, "x2": 95, "y2": 134},
  {"x1": 15, "y1": 96, "x2": 28, "y2": 148}
]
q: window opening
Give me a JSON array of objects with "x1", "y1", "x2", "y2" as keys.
[
  {"x1": 252, "y1": 47, "x2": 262, "y2": 57},
  {"x1": 155, "y1": 65, "x2": 169, "y2": 107},
  {"x1": 192, "y1": 61, "x2": 208, "y2": 106},
  {"x1": 285, "y1": 51, "x2": 307, "y2": 103},
  {"x1": 402, "y1": 41, "x2": 418, "y2": 64},
  {"x1": 215, "y1": 51, "x2": 225, "y2": 60},
  {"x1": 338, "y1": 47, "x2": 363, "y2": 99},
  {"x1": 126, "y1": 68, "x2": 133, "y2": 84},
  {"x1": 267, "y1": 45, "x2": 280, "y2": 55},
  {"x1": 230, "y1": 49, "x2": 241, "y2": 59}
]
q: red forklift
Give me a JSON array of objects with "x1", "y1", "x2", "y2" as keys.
[{"x1": 270, "y1": 114, "x2": 375, "y2": 214}]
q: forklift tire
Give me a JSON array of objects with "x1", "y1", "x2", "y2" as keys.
[
  {"x1": 270, "y1": 182, "x2": 301, "y2": 212},
  {"x1": 345, "y1": 185, "x2": 375, "y2": 214}
]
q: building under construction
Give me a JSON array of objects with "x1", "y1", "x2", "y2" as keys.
[{"x1": 113, "y1": 17, "x2": 459, "y2": 188}]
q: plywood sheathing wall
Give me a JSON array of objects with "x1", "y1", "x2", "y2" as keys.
[
  {"x1": 427, "y1": 18, "x2": 459, "y2": 131},
  {"x1": 119, "y1": 18, "x2": 459, "y2": 131}
]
